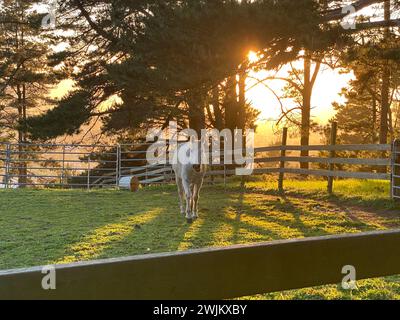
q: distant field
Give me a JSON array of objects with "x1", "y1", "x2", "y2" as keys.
[{"x1": 1, "y1": 178, "x2": 400, "y2": 300}]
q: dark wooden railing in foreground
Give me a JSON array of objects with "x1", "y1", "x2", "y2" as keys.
[{"x1": 1, "y1": 230, "x2": 400, "y2": 300}]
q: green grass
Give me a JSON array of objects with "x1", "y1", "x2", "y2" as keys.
[{"x1": 1, "y1": 178, "x2": 400, "y2": 299}]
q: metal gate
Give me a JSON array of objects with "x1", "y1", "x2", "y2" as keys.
[
  {"x1": 0, "y1": 142, "x2": 173, "y2": 189},
  {"x1": 392, "y1": 140, "x2": 400, "y2": 200},
  {"x1": 0, "y1": 142, "x2": 119, "y2": 189}
]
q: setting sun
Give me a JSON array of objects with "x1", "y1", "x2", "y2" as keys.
[
  {"x1": 245, "y1": 60, "x2": 353, "y2": 126},
  {"x1": 248, "y1": 50, "x2": 259, "y2": 63}
]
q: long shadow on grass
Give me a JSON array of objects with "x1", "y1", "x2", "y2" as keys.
[
  {"x1": 50, "y1": 188, "x2": 191, "y2": 263},
  {"x1": 90, "y1": 216, "x2": 197, "y2": 260},
  {"x1": 227, "y1": 193, "x2": 310, "y2": 241},
  {"x1": 200, "y1": 189, "x2": 379, "y2": 247},
  {"x1": 55, "y1": 208, "x2": 167, "y2": 264},
  {"x1": 92, "y1": 188, "x2": 228, "y2": 258},
  {"x1": 174, "y1": 190, "x2": 306, "y2": 249},
  {"x1": 244, "y1": 184, "x2": 398, "y2": 211},
  {"x1": 53, "y1": 184, "x2": 392, "y2": 266},
  {"x1": 1, "y1": 190, "x2": 158, "y2": 269},
  {"x1": 175, "y1": 191, "x2": 244, "y2": 250},
  {"x1": 56, "y1": 188, "x2": 228, "y2": 263},
  {"x1": 197, "y1": 191, "x2": 305, "y2": 247}
]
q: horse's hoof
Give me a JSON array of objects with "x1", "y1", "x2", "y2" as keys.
[{"x1": 186, "y1": 218, "x2": 193, "y2": 224}]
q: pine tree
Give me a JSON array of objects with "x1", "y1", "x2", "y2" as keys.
[
  {"x1": 24, "y1": 0, "x2": 325, "y2": 140},
  {"x1": 0, "y1": 0, "x2": 64, "y2": 184},
  {"x1": 24, "y1": 0, "x2": 399, "y2": 141}
]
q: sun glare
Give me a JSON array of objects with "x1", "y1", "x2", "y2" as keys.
[{"x1": 248, "y1": 50, "x2": 259, "y2": 63}]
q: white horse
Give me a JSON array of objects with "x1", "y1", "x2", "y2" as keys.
[{"x1": 172, "y1": 142, "x2": 207, "y2": 223}]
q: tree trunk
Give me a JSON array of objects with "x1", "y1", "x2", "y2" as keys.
[
  {"x1": 13, "y1": 7, "x2": 27, "y2": 187},
  {"x1": 301, "y1": 56, "x2": 312, "y2": 170},
  {"x1": 381, "y1": 68, "x2": 390, "y2": 145},
  {"x1": 212, "y1": 86, "x2": 223, "y2": 130},
  {"x1": 379, "y1": 0, "x2": 391, "y2": 173},
  {"x1": 380, "y1": 0, "x2": 390, "y2": 145},
  {"x1": 188, "y1": 107, "x2": 205, "y2": 136},
  {"x1": 224, "y1": 76, "x2": 238, "y2": 132},
  {"x1": 187, "y1": 93, "x2": 206, "y2": 136},
  {"x1": 389, "y1": 101, "x2": 394, "y2": 142},
  {"x1": 16, "y1": 84, "x2": 27, "y2": 187},
  {"x1": 237, "y1": 73, "x2": 246, "y2": 130},
  {"x1": 372, "y1": 95, "x2": 378, "y2": 143}
]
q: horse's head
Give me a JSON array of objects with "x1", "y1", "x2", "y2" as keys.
[{"x1": 175, "y1": 140, "x2": 209, "y2": 172}]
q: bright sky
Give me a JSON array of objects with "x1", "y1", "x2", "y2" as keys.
[
  {"x1": 246, "y1": 58, "x2": 354, "y2": 125},
  {"x1": 246, "y1": 2, "x2": 385, "y2": 145},
  {"x1": 247, "y1": 63, "x2": 354, "y2": 146}
]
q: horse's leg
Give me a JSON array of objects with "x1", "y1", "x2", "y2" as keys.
[
  {"x1": 176, "y1": 177, "x2": 185, "y2": 216},
  {"x1": 182, "y1": 178, "x2": 193, "y2": 222},
  {"x1": 193, "y1": 178, "x2": 204, "y2": 219},
  {"x1": 191, "y1": 184, "x2": 199, "y2": 219}
]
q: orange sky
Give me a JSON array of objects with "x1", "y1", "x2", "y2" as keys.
[
  {"x1": 50, "y1": 60, "x2": 353, "y2": 147},
  {"x1": 247, "y1": 66, "x2": 354, "y2": 125}
]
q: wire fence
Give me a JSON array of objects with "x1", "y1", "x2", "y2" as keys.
[
  {"x1": 0, "y1": 142, "x2": 119, "y2": 189},
  {"x1": 0, "y1": 141, "x2": 178, "y2": 189}
]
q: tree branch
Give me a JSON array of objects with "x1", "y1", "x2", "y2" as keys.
[
  {"x1": 72, "y1": 0, "x2": 116, "y2": 43},
  {"x1": 310, "y1": 62, "x2": 321, "y2": 88},
  {"x1": 322, "y1": 0, "x2": 385, "y2": 21}
]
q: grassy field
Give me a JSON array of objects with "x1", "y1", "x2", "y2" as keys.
[{"x1": 1, "y1": 178, "x2": 400, "y2": 299}]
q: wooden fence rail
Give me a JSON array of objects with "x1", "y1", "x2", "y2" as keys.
[
  {"x1": 254, "y1": 156, "x2": 390, "y2": 166},
  {"x1": 255, "y1": 144, "x2": 391, "y2": 153},
  {"x1": 253, "y1": 123, "x2": 393, "y2": 194},
  {"x1": 211, "y1": 168, "x2": 390, "y2": 181},
  {"x1": 115, "y1": 140, "x2": 393, "y2": 187},
  {"x1": 1, "y1": 230, "x2": 400, "y2": 300},
  {"x1": 114, "y1": 135, "x2": 394, "y2": 194}
]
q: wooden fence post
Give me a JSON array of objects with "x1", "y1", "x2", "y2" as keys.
[
  {"x1": 5, "y1": 143, "x2": 10, "y2": 189},
  {"x1": 327, "y1": 122, "x2": 338, "y2": 194},
  {"x1": 223, "y1": 164, "x2": 227, "y2": 190},
  {"x1": 87, "y1": 154, "x2": 91, "y2": 191},
  {"x1": 278, "y1": 128, "x2": 288, "y2": 193},
  {"x1": 61, "y1": 145, "x2": 66, "y2": 188},
  {"x1": 116, "y1": 144, "x2": 121, "y2": 189}
]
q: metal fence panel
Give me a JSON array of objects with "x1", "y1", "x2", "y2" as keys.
[{"x1": 0, "y1": 142, "x2": 118, "y2": 189}]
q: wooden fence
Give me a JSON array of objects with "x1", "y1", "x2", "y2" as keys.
[
  {"x1": 252, "y1": 144, "x2": 391, "y2": 194},
  {"x1": 113, "y1": 138, "x2": 393, "y2": 193},
  {"x1": 1, "y1": 124, "x2": 396, "y2": 193},
  {"x1": 210, "y1": 126, "x2": 393, "y2": 194},
  {"x1": 1, "y1": 230, "x2": 400, "y2": 300}
]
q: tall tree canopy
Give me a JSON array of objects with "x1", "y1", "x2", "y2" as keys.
[
  {"x1": 0, "y1": 0, "x2": 63, "y2": 141},
  {"x1": 23, "y1": 0, "x2": 400, "y2": 141}
]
